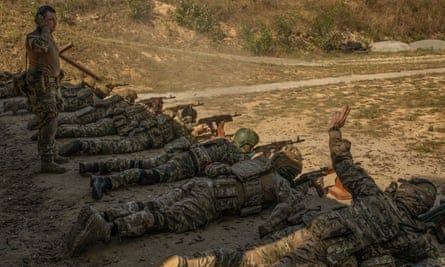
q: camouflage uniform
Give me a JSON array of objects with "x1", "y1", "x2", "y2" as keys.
[
  {"x1": 4, "y1": 83, "x2": 94, "y2": 115},
  {"x1": 59, "y1": 110, "x2": 191, "y2": 155},
  {"x1": 165, "y1": 127, "x2": 439, "y2": 267},
  {"x1": 59, "y1": 84, "x2": 95, "y2": 112},
  {"x1": 67, "y1": 156, "x2": 307, "y2": 256},
  {"x1": 55, "y1": 103, "x2": 155, "y2": 138},
  {"x1": 25, "y1": 16, "x2": 65, "y2": 170},
  {"x1": 94, "y1": 138, "x2": 248, "y2": 190},
  {"x1": 0, "y1": 80, "x2": 20, "y2": 99},
  {"x1": 57, "y1": 94, "x2": 129, "y2": 125},
  {"x1": 2, "y1": 98, "x2": 28, "y2": 114}
]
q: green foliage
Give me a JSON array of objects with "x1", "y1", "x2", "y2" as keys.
[
  {"x1": 126, "y1": 0, "x2": 154, "y2": 19},
  {"x1": 241, "y1": 23, "x2": 274, "y2": 55},
  {"x1": 175, "y1": 0, "x2": 225, "y2": 41}
]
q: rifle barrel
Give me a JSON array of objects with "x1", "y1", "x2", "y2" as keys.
[{"x1": 60, "y1": 54, "x2": 102, "y2": 81}]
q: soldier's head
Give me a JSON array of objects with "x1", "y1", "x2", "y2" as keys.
[
  {"x1": 271, "y1": 149, "x2": 303, "y2": 185},
  {"x1": 385, "y1": 177, "x2": 437, "y2": 217},
  {"x1": 232, "y1": 128, "x2": 259, "y2": 153},
  {"x1": 35, "y1": 5, "x2": 57, "y2": 32},
  {"x1": 148, "y1": 97, "x2": 164, "y2": 114},
  {"x1": 180, "y1": 105, "x2": 197, "y2": 124},
  {"x1": 123, "y1": 89, "x2": 138, "y2": 104}
]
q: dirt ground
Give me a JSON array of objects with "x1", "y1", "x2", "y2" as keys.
[{"x1": 0, "y1": 57, "x2": 444, "y2": 266}]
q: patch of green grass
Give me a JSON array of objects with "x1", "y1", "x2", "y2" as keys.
[
  {"x1": 175, "y1": 0, "x2": 225, "y2": 41},
  {"x1": 126, "y1": 0, "x2": 154, "y2": 19}
]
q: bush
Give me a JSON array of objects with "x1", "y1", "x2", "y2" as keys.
[
  {"x1": 126, "y1": 0, "x2": 154, "y2": 19},
  {"x1": 175, "y1": 0, "x2": 225, "y2": 41},
  {"x1": 241, "y1": 23, "x2": 274, "y2": 55}
]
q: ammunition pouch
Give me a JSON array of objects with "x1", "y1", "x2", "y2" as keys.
[
  {"x1": 204, "y1": 162, "x2": 232, "y2": 178},
  {"x1": 231, "y1": 159, "x2": 270, "y2": 182},
  {"x1": 242, "y1": 179, "x2": 264, "y2": 208},
  {"x1": 189, "y1": 144, "x2": 212, "y2": 173},
  {"x1": 213, "y1": 176, "x2": 241, "y2": 212}
]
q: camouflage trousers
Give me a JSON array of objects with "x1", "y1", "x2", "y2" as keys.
[
  {"x1": 90, "y1": 153, "x2": 171, "y2": 174},
  {"x1": 34, "y1": 104, "x2": 59, "y2": 160},
  {"x1": 2, "y1": 98, "x2": 28, "y2": 114},
  {"x1": 0, "y1": 83, "x2": 18, "y2": 98},
  {"x1": 56, "y1": 118, "x2": 116, "y2": 138},
  {"x1": 103, "y1": 178, "x2": 218, "y2": 236},
  {"x1": 173, "y1": 227, "x2": 327, "y2": 267},
  {"x1": 78, "y1": 135, "x2": 151, "y2": 155},
  {"x1": 107, "y1": 151, "x2": 197, "y2": 189},
  {"x1": 58, "y1": 106, "x2": 108, "y2": 125}
]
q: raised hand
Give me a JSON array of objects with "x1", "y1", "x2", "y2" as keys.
[{"x1": 329, "y1": 105, "x2": 351, "y2": 129}]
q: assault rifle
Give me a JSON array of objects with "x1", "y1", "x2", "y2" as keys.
[
  {"x1": 418, "y1": 202, "x2": 445, "y2": 244},
  {"x1": 254, "y1": 137, "x2": 305, "y2": 154},
  {"x1": 197, "y1": 112, "x2": 241, "y2": 134},
  {"x1": 164, "y1": 101, "x2": 204, "y2": 113},
  {"x1": 138, "y1": 95, "x2": 176, "y2": 106},
  {"x1": 294, "y1": 167, "x2": 335, "y2": 197},
  {"x1": 59, "y1": 43, "x2": 102, "y2": 81}
]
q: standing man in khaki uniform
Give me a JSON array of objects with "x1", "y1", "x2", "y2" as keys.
[{"x1": 25, "y1": 6, "x2": 67, "y2": 173}]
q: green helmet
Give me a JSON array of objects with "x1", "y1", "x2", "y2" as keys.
[{"x1": 232, "y1": 128, "x2": 259, "y2": 153}]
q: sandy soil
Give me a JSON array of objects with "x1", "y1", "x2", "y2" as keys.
[{"x1": 0, "y1": 59, "x2": 444, "y2": 266}]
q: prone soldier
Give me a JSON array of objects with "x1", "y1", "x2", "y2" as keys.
[
  {"x1": 162, "y1": 105, "x2": 440, "y2": 267},
  {"x1": 67, "y1": 147, "x2": 305, "y2": 257},
  {"x1": 81, "y1": 128, "x2": 260, "y2": 199}
]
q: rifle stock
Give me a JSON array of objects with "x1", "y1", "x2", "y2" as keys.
[{"x1": 59, "y1": 43, "x2": 102, "y2": 81}]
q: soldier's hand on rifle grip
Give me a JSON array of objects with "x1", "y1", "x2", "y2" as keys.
[{"x1": 216, "y1": 121, "x2": 226, "y2": 138}]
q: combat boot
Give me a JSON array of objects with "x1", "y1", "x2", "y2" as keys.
[
  {"x1": 67, "y1": 205, "x2": 112, "y2": 257},
  {"x1": 41, "y1": 160, "x2": 67, "y2": 174},
  {"x1": 54, "y1": 154, "x2": 69, "y2": 164},
  {"x1": 59, "y1": 140, "x2": 82, "y2": 156},
  {"x1": 91, "y1": 176, "x2": 112, "y2": 200},
  {"x1": 138, "y1": 169, "x2": 161, "y2": 185},
  {"x1": 30, "y1": 132, "x2": 38, "y2": 141},
  {"x1": 79, "y1": 162, "x2": 99, "y2": 174}
]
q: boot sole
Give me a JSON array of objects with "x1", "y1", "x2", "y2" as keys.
[{"x1": 67, "y1": 206, "x2": 102, "y2": 257}]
